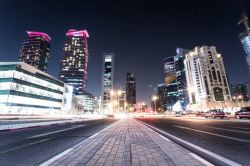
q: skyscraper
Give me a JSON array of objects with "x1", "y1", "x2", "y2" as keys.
[
  {"x1": 126, "y1": 72, "x2": 136, "y2": 109},
  {"x1": 19, "y1": 31, "x2": 51, "y2": 72},
  {"x1": 239, "y1": 14, "x2": 250, "y2": 73},
  {"x1": 184, "y1": 46, "x2": 231, "y2": 109},
  {"x1": 174, "y1": 48, "x2": 190, "y2": 110},
  {"x1": 163, "y1": 57, "x2": 178, "y2": 111},
  {"x1": 60, "y1": 29, "x2": 89, "y2": 95},
  {"x1": 102, "y1": 53, "x2": 114, "y2": 112}
]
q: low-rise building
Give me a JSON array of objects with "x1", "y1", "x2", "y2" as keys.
[{"x1": 0, "y1": 62, "x2": 73, "y2": 115}]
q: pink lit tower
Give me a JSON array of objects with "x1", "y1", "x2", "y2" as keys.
[
  {"x1": 19, "y1": 31, "x2": 51, "y2": 72},
  {"x1": 60, "y1": 29, "x2": 89, "y2": 95}
]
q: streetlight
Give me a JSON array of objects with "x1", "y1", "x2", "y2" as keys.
[{"x1": 152, "y1": 95, "x2": 158, "y2": 112}]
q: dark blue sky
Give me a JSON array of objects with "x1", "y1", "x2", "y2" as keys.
[{"x1": 0, "y1": 0, "x2": 249, "y2": 104}]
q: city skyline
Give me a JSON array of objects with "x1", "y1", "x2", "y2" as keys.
[{"x1": 0, "y1": 1, "x2": 250, "y2": 104}]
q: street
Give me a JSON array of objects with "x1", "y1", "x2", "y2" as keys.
[
  {"x1": 137, "y1": 116, "x2": 250, "y2": 166},
  {"x1": 0, "y1": 118, "x2": 117, "y2": 166}
]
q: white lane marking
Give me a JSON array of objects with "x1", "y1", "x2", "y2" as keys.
[
  {"x1": 39, "y1": 120, "x2": 121, "y2": 165},
  {"x1": 144, "y1": 124, "x2": 170, "y2": 141},
  {"x1": 159, "y1": 134, "x2": 170, "y2": 141},
  {"x1": 174, "y1": 125, "x2": 250, "y2": 143},
  {"x1": 39, "y1": 148, "x2": 73, "y2": 166},
  {"x1": 0, "y1": 138, "x2": 52, "y2": 155},
  {"x1": 228, "y1": 126, "x2": 250, "y2": 130},
  {"x1": 189, "y1": 153, "x2": 214, "y2": 166},
  {"x1": 138, "y1": 121, "x2": 242, "y2": 166},
  {"x1": 27, "y1": 124, "x2": 86, "y2": 139},
  {"x1": 205, "y1": 126, "x2": 250, "y2": 134}
]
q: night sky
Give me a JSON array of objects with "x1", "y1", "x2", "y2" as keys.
[{"x1": 0, "y1": 0, "x2": 250, "y2": 104}]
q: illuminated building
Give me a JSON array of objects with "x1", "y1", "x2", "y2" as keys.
[
  {"x1": 102, "y1": 53, "x2": 114, "y2": 112},
  {"x1": 19, "y1": 31, "x2": 51, "y2": 72},
  {"x1": 75, "y1": 93, "x2": 98, "y2": 112},
  {"x1": 126, "y1": 72, "x2": 136, "y2": 108},
  {"x1": 0, "y1": 62, "x2": 73, "y2": 115},
  {"x1": 163, "y1": 57, "x2": 178, "y2": 111},
  {"x1": 184, "y1": 46, "x2": 231, "y2": 109},
  {"x1": 239, "y1": 14, "x2": 250, "y2": 73},
  {"x1": 230, "y1": 84, "x2": 249, "y2": 101},
  {"x1": 60, "y1": 29, "x2": 89, "y2": 95},
  {"x1": 174, "y1": 48, "x2": 190, "y2": 110}
]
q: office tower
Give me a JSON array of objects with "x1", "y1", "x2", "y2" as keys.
[
  {"x1": 184, "y1": 46, "x2": 231, "y2": 109},
  {"x1": 174, "y1": 48, "x2": 190, "y2": 110},
  {"x1": 163, "y1": 57, "x2": 178, "y2": 111},
  {"x1": 155, "y1": 84, "x2": 168, "y2": 112},
  {"x1": 239, "y1": 14, "x2": 250, "y2": 73},
  {"x1": 19, "y1": 31, "x2": 51, "y2": 72},
  {"x1": 60, "y1": 29, "x2": 89, "y2": 95},
  {"x1": 102, "y1": 53, "x2": 114, "y2": 112},
  {"x1": 126, "y1": 72, "x2": 136, "y2": 108}
]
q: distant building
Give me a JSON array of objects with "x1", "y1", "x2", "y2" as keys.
[
  {"x1": 126, "y1": 72, "x2": 136, "y2": 108},
  {"x1": 155, "y1": 84, "x2": 167, "y2": 112},
  {"x1": 174, "y1": 48, "x2": 190, "y2": 110},
  {"x1": 163, "y1": 57, "x2": 179, "y2": 111},
  {"x1": 118, "y1": 91, "x2": 126, "y2": 112},
  {"x1": 0, "y1": 62, "x2": 73, "y2": 115},
  {"x1": 230, "y1": 84, "x2": 249, "y2": 101},
  {"x1": 184, "y1": 46, "x2": 231, "y2": 110},
  {"x1": 19, "y1": 31, "x2": 51, "y2": 72},
  {"x1": 239, "y1": 14, "x2": 250, "y2": 73},
  {"x1": 76, "y1": 93, "x2": 98, "y2": 112},
  {"x1": 102, "y1": 53, "x2": 114, "y2": 112},
  {"x1": 60, "y1": 29, "x2": 89, "y2": 95}
]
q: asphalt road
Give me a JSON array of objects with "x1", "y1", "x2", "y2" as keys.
[
  {"x1": 137, "y1": 117, "x2": 250, "y2": 166},
  {"x1": 0, "y1": 118, "x2": 117, "y2": 166}
]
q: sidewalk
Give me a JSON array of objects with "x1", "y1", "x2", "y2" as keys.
[{"x1": 44, "y1": 119, "x2": 207, "y2": 166}]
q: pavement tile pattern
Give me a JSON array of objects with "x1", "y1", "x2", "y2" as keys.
[{"x1": 48, "y1": 119, "x2": 205, "y2": 166}]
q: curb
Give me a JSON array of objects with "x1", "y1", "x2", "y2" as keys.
[
  {"x1": 137, "y1": 119, "x2": 241, "y2": 166},
  {"x1": 0, "y1": 118, "x2": 101, "y2": 132}
]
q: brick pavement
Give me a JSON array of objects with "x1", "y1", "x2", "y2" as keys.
[{"x1": 47, "y1": 119, "x2": 206, "y2": 166}]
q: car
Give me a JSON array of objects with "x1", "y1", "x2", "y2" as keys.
[
  {"x1": 107, "y1": 114, "x2": 115, "y2": 118},
  {"x1": 235, "y1": 107, "x2": 250, "y2": 119},
  {"x1": 174, "y1": 111, "x2": 182, "y2": 117},
  {"x1": 204, "y1": 109, "x2": 226, "y2": 119},
  {"x1": 195, "y1": 112, "x2": 204, "y2": 117}
]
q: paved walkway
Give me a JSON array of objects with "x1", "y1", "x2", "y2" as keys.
[{"x1": 46, "y1": 119, "x2": 206, "y2": 166}]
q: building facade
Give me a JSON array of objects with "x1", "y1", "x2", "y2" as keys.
[
  {"x1": 102, "y1": 53, "x2": 114, "y2": 113},
  {"x1": 0, "y1": 62, "x2": 73, "y2": 115},
  {"x1": 174, "y1": 48, "x2": 190, "y2": 110},
  {"x1": 239, "y1": 14, "x2": 250, "y2": 73},
  {"x1": 126, "y1": 72, "x2": 136, "y2": 108},
  {"x1": 19, "y1": 31, "x2": 51, "y2": 72},
  {"x1": 230, "y1": 84, "x2": 249, "y2": 101},
  {"x1": 60, "y1": 29, "x2": 89, "y2": 95},
  {"x1": 163, "y1": 57, "x2": 179, "y2": 111},
  {"x1": 75, "y1": 93, "x2": 98, "y2": 113},
  {"x1": 184, "y1": 46, "x2": 231, "y2": 110}
]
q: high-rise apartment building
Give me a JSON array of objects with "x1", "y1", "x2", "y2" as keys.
[
  {"x1": 60, "y1": 29, "x2": 89, "y2": 95},
  {"x1": 239, "y1": 14, "x2": 250, "y2": 73},
  {"x1": 19, "y1": 31, "x2": 51, "y2": 72},
  {"x1": 102, "y1": 53, "x2": 114, "y2": 112},
  {"x1": 126, "y1": 72, "x2": 136, "y2": 108},
  {"x1": 184, "y1": 46, "x2": 231, "y2": 108}
]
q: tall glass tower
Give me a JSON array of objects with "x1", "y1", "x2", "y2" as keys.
[
  {"x1": 126, "y1": 72, "x2": 136, "y2": 108},
  {"x1": 60, "y1": 29, "x2": 89, "y2": 95},
  {"x1": 102, "y1": 53, "x2": 114, "y2": 112},
  {"x1": 19, "y1": 31, "x2": 51, "y2": 72},
  {"x1": 239, "y1": 14, "x2": 250, "y2": 73}
]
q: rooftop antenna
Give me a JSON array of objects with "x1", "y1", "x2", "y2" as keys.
[
  {"x1": 238, "y1": 13, "x2": 250, "y2": 34},
  {"x1": 239, "y1": 0, "x2": 250, "y2": 34}
]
